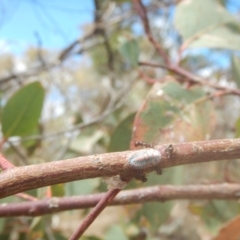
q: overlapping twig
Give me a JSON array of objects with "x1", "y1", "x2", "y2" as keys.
[
  {"x1": 69, "y1": 189, "x2": 121, "y2": 240},
  {"x1": 134, "y1": 0, "x2": 170, "y2": 65},
  {"x1": 1, "y1": 183, "x2": 240, "y2": 217},
  {"x1": 139, "y1": 61, "x2": 240, "y2": 96}
]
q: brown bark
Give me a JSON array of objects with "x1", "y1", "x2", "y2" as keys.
[
  {"x1": 0, "y1": 138, "x2": 240, "y2": 199},
  {"x1": 1, "y1": 183, "x2": 240, "y2": 217}
]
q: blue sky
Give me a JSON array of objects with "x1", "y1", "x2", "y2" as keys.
[
  {"x1": 0, "y1": 0, "x2": 94, "y2": 54},
  {"x1": 0, "y1": 0, "x2": 239, "y2": 69}
]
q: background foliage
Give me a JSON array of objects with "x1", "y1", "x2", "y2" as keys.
[{"x1": 1, "y1": 0, "x2": 240, "y2": 239}]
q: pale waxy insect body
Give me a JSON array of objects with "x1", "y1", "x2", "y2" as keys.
[{"x1": 128, "y1": 148, "x2": 162, "y2": 169}]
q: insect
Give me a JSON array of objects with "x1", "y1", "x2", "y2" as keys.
[
  {"x1": 134, "y1": 141, "x2": 154, "y2": 148},
  {"x1": 165, "y1": 144, "x2": 174, "y2": 159},
  {"x1": 128, "y1": 148, "x2": 161, "y2": 169}
]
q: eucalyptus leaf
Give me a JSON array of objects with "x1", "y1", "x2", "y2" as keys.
[
  {"x1": 105, "y1": 225, "x2": 128, "y2": 240},
  {"x1": 119, "y1": 38, "x2": 139, "y2": 68},
  {"x1": 1, "y1": 82, "x2": 44, "y2": 138},
  {"x1": 65, "y1": 179, "x2": 100, "y2": 196},
  {"x1": 231, "y1": 55, "x2": 240, "y2": 88},
  {"x1": 175, "y1": 0, "x2": 240, "y2": 50},
  {"x1": 108, "y1": 113, "x2": 135, "y2": 152}
]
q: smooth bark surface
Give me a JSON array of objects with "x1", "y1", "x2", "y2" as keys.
[
  {"x1": 1, "y1": 183, "x2": 240, "y2": 217},
  {"x1": 0, "y1": 138, "x2": 240, "y2": 199}
]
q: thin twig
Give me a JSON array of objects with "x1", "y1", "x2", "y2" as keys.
[
  {"x1": 7, "y1": 140, "x2": 28, "y2": 165},
  {"x1": 139, "y1": 61, "x2": 240, "y2": 96},
  {"x1": 15, "y1": 193, "x2": 38, "y2": 201},
  {"x1": 0, "y1": 153, "x2": 37, "y2": 201},
  {"x1": 134, "y1": 0, "x2": 170, "y2": 65},
  {"x1": 69, "y1": 188, "x2": 120, "y2": 240},
  {"x1": 1, "y1": 183, "x2": 240, "y2": 217},
  {"x1": 0, "y1": 152, "x2": 15, "y2": 170},
  {"x1": 138, "y1": 69, "x2": 162, "y2": 84}
]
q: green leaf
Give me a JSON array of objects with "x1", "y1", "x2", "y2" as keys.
[
  {"x1": 30, "y1": 216, "x2": 42, "y2": 231},
  {"x1": 162, "y1": 81, "x2": 205, "y2": 104},
  {"x1": 129, "y1": 167, "x2": 183, "y2": 231},
  {"x1": 231, "y1": 55, "x2": 240, "y2": 88},
  {"x1": 188, "y1": 22, "x2": 240, "y2": 50},
  {"x1": 131, "y1": 79, "x2": 216, "y2": 146},
  {"x1": 145, "y1": 166, "x2": 184, "y2": 187},
  {"x1": 174, "y1": 0, "x2": 240, "y2": 50},
  {"x1": 51, "y1": 183, "x2": 65, "y2": 197},
  {"x1": 134, "y1": 202, "x2": 173, "y2": 231},
  {"x1": 235, "y1": 118, "x2": 240, "y2": 137},
  {"x1": 140, "y1": 101, "x2": 179, "y2": 142},
  {"x1": 119, "y1": 38, "x2": 139, "y2": 68},
  {"x1": 105, "y1": 225, "x2": 128, "y2": 240},
  {"x1": 125, "y1": 165, "x2": 184, "y2": 230},
  {"x1": 50, "y1": 233, "x2": 68, "y2": 240},
  {"x1": 189, "y1": 200, "x2": 240, "y2": 233},
  {"x1": 108, "y1": 113, "x2": 135, "y2": 152},
  {"x1": 82, "y1": 237, "x2": 102, "y2": 240},
  {"x1": 0, "y1": 218, "x2": 5, "y2": 233},
  {"x1": 0, "y1": 233, "x2": 9, "y2": 240},
  {"x1": 1, "y1": 82, "x2": 45, "y2": 138},
  {"x1": 65, "y1": 179, "x2": 100, "y2": 196}
]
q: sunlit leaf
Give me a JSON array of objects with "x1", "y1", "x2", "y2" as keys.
[
  {"x1": 1, "y1": 82, "x2": 44, "y2": 138},
  {"x1": 175, "y1": 0, "x2": 240, "y2": 50}
]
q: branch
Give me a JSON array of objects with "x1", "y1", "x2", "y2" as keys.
[
  {"x1": 69, "y1": 189, "x2": 120, "y2": 240},
  {"x1": 0, "y1": 153, "x2": 38, "y2": 201},
  {"x1": 92, "y1": 0, "x2": 115, "y2": 88},
  {"x1": 133, "y1": 0, "x2": 170, "y2": 65},
  {"x1": 139, "y1": 61, "x2": 240, "y2": 96},
  {"x1": 0, "y1": 153, "x2": 15, "y2": 170},
  {"x1": 1, "y1": 183, "x2": 240, "y2": 217},
  {"x1": 1, "y1": 138, "x2": 240, "y2": 199}
]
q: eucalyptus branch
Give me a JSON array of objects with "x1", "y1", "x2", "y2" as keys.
[
  {"x1": 134, "y1": 0, "x2": 170, "y2": 65},
  {"x1": 1, "y1": 138, "x2": 240, "y2": 199},
  {"x1": 69, "y1": 188, "x2": 121, "y2": 240},
  {"x1": 139, "y1": 61, "x2": 240, "y2": 96},
  {"x1": 1, "y1": 183, "x2": 240, "y2": 217},
  {"x1": 0, "y1": 152, "x2": 15, "y2": 170}
]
